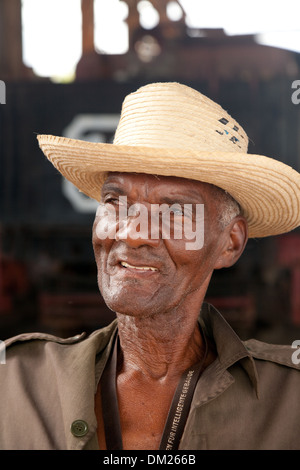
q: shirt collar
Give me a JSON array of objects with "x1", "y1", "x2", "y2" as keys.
[
  {"x1": 93, "y1": 304, "x2": 259, "y2": 397},
  {"x1": 199, "y1": 303, "x2": 259, "y2": 397}
]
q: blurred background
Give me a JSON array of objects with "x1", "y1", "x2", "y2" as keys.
[{"x1": 1, "y1": 0, "x2": 300, "y2": 342}]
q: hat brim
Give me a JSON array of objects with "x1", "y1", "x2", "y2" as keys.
[{"x1": 37, "y1": 134, "x2": 300, "y2": 238}]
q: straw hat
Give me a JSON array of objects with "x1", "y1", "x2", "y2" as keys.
[{"x1": 37, "y1": 82, "x2": 300, "y2": 238}]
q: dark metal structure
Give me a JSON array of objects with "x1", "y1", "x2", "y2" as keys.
[{"x1": 1, "y1": 0, "x2": 300, "y2": 341}]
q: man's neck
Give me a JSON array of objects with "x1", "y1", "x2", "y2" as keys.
[{"x1": 116, "y1": 309, "x2": 205, "y2": 381}]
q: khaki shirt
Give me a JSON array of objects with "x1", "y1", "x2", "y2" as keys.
[{"x1": 0, "y1": 304, "x2": 299, "y2": 450}]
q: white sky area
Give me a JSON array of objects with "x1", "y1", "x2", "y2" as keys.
[{"x1": 21, "y1": 0, "x2": 300, "y2": 80}]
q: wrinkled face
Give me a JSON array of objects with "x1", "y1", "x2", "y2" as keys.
[{"x1": 92, "y1": 172, "x2": 235, "y2": 318}]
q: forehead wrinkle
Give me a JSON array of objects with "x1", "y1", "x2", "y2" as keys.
[
  {"x1": 103, "y1": 172, "x2": 212, "y2": 205},
  {"x1": 158, "y1": 184, "x2": 206, "y2": 205},
  {"x1": 101, "y1": 182, "x2": 126, "y2": 196}
]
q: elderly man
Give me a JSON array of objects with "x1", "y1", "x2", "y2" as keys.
[{"x1": 1, "y1": 83, "x2": 300, "y2": 450}]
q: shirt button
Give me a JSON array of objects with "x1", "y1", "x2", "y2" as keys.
[{"x1": 70, "y1": 420, "x2": 89, "y2": 437}]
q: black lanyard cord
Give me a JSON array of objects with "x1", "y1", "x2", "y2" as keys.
[
  {"x1": 100, "y1": 330, "x2": 208, "y2": 451},
  {"x1": 158, "y1": 334, "x2": 208, "y2": 450},
  {"x1": 100, "y1": 333, "x2": 123, "y2": 450}
]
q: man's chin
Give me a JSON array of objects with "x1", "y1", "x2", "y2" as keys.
[
  {"x1": 100, "y1": 292, "x2": 161, "y2": 319},
  {"x1": 99, "y1": 280, "x2": 161, "y2": 316}
]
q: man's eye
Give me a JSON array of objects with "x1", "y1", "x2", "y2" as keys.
[
  {"x1": 104, "y1": 197, "x2": 119, "y2": 205},
  {"x1": 168, "y1": 204, "x2": 185, "y2": 217},
  {"x1": 172, "y1": 208, "x2": 184, "y2": 216}
]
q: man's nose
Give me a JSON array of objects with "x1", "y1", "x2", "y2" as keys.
[{"x1": 115, "y1": 206, "x2": 160, "y2": 248}]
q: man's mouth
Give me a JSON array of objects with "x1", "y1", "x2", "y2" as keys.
[{"x1": 120, "y1": 261, "x2": 158, "y2": 272}]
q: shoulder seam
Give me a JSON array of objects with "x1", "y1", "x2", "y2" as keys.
[
  {"x1": 244, "y1": 339, "x2": 300, "y2": 370},
  {"x1": 5, "y1": 331, "x2": 86, "y2": 348}
]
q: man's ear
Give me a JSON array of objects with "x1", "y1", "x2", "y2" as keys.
[{"x1": 214, "y1": 216, "x2": 249, "y2": 270}]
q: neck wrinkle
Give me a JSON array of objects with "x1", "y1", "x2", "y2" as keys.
[{"x1": 116, "y1": 311, "x2": 205, "y2": 381}]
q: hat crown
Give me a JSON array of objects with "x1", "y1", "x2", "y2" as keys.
[{"x1": 114, "y1": 82, "x2": 248, "y2": 153}]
